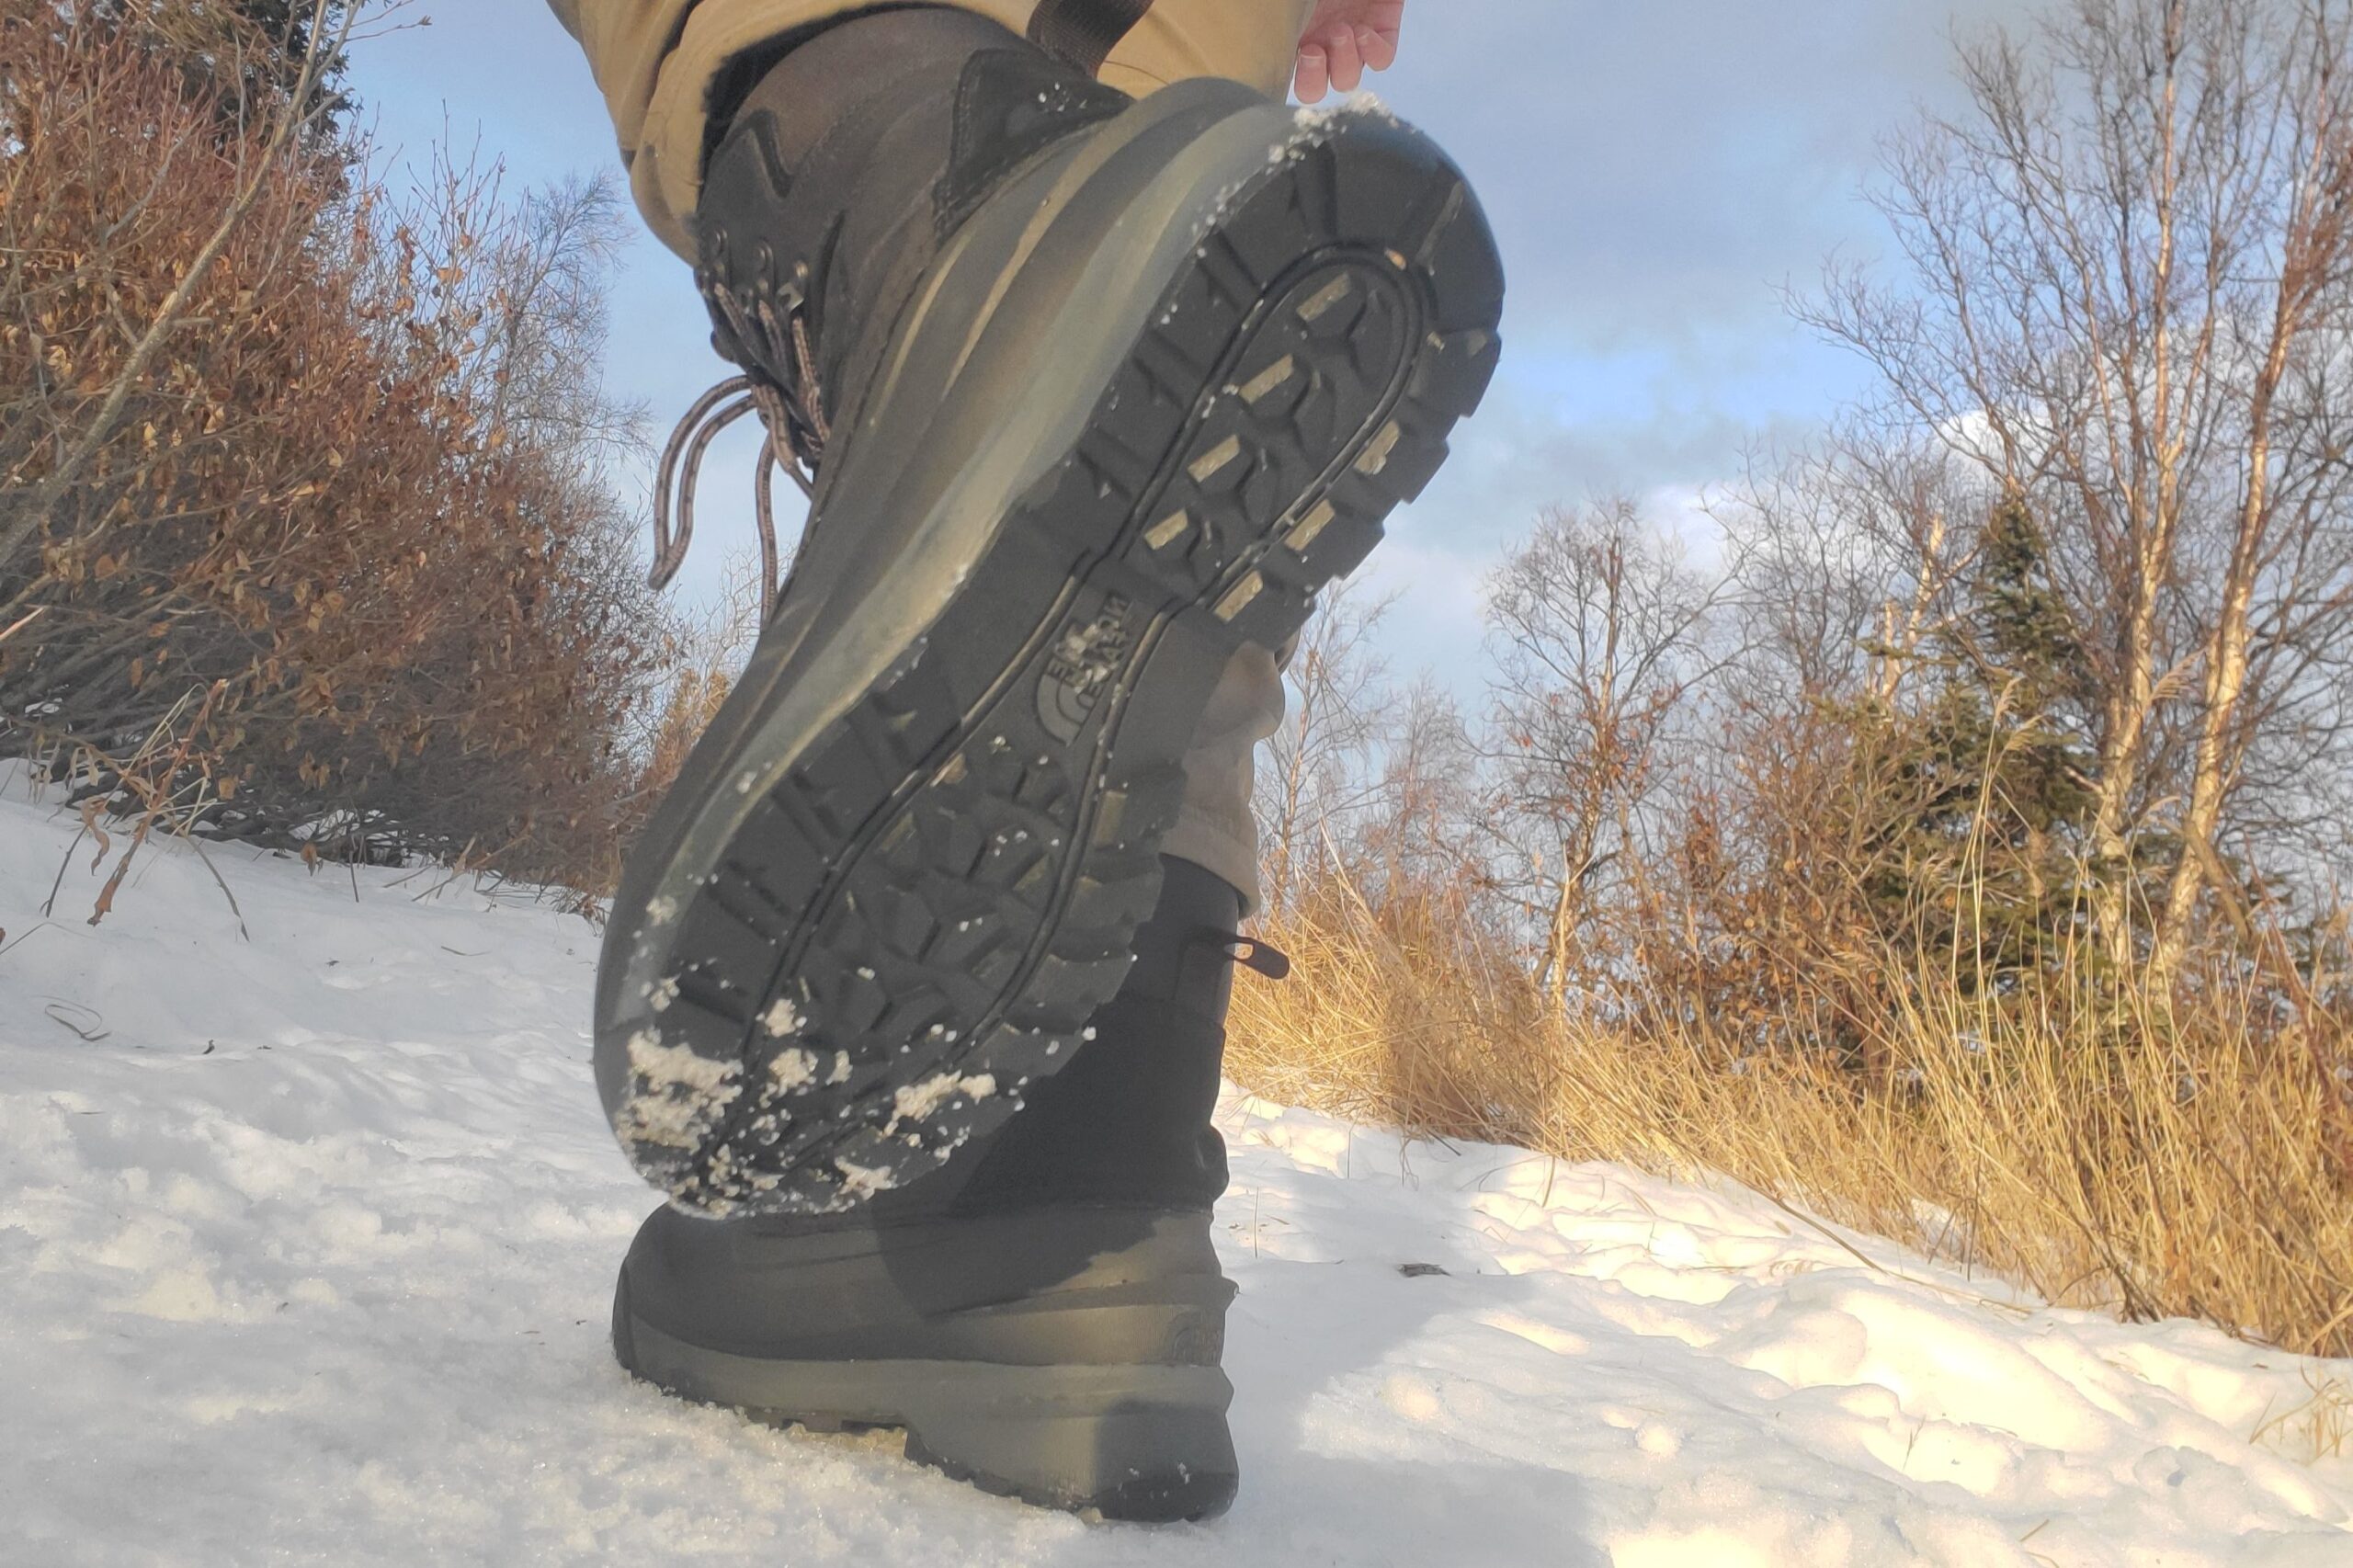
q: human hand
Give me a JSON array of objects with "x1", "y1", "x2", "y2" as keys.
[{"x1": 1293, "y1": 0, "x2": 1404, "y2": 104}]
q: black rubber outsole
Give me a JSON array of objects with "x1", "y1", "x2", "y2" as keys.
[
  {"x1": 605, "y1": 107, "x2": 1503, "y2": 1214},
  {"x1": 613, "y1": 1276, "x2": 1241, "y2": 1524},
  {"x1": 902, "y1": 1426, "x2": 1239, "y2": 1525}
]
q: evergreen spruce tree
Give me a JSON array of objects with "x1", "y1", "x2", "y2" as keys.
[
  {"x1": 82, "y1": 1, "x2": 352, "y2": 136},
  {"x1": 1848, "y1": 494, "x2": 2102, "y2": 993},
  {"x1": 222, "y1": 0, "x2": 351, "y2": 128}
]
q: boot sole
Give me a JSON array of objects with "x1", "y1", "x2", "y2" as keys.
[
  {"x1": 612, "y1": 1208, "x2": 1240, "y2": 1522},
  {"x1": 617, "y1": 1287, "x2": 1240, "y2": 1522},
  {"x1": 597, "y1": 92, "x2": 1504, "y2": 1213}
]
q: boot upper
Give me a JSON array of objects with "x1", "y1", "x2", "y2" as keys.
[{"x1": 692, "y1": 21, "x2": 1130, "y2": 465}]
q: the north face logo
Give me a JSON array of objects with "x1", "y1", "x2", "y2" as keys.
[{"x1": 1036, "y1": 595, "x2": 1134, "y2": 744}]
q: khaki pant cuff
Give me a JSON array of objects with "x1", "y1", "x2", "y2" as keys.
[{"x1": 1163, "y1": 810, "x2": 1263, "y2": 917}]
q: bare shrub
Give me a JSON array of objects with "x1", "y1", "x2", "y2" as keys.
[{"x1": 0, "y1": 3, "x2": 669, "y2": 892}]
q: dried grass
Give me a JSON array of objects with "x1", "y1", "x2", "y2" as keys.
[{"x1": 1230, "y1": 862, "x2": 2353, "y2": 1359}]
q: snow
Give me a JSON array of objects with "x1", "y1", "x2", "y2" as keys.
[
  {"x1": 5, "y1": 776, "x2": 2351, "y2": 1565},
  {"x1": 766, "y1": 1046, "x2": 818, "y2": 1090},
  {"x1": 617, "y1": 1025, "x2": 741, "y2": 1152},
  {"x1": 887, "y1": 1070, "x2": 997, "y2": 1131}
]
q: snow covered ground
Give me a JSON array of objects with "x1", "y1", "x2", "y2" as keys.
[{"x1": 5, "y1": 777, "x2": 2352, "y2": 1567}]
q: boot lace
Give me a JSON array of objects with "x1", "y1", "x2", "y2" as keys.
[{"x1": 646, "y1": 280, "x2": 830, "y2": 621}]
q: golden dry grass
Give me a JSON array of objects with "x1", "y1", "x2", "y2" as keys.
[{"x1": 1228, "y1": 870, "x2": 2353, "y2": 1359}]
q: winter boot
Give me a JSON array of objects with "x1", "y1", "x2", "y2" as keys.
[
  {"x1": 597, "y1": 8, "x2": 1502, "y2": 1215},
  {"x1": 611, "y1": 857, "x2": 1274, "y2": 1521}
]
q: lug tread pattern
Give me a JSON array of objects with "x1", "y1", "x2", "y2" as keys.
[{"x1": 608, "y1": 112, "x2": 1503, "y2": 1213}]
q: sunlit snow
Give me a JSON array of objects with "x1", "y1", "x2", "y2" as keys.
[{"x1": 4, "y1": 775, "x2": 2349, "y2": 1565}]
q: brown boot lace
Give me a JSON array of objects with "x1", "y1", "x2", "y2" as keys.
[{"x1": 646, "y1": 279, "x2": 829, "y2": 620}]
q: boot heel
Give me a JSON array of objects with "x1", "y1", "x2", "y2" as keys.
[{"x1": 904, "y1": 1394, "x2": 1239, "y2": 1521}]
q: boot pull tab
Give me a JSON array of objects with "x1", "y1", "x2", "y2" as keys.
[{"x1": 1201, "y1": 932, "x2": 1291, "y2": 982}]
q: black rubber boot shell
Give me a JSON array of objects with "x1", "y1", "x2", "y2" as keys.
[
  {"x1": 614, "y1": 859, "x2": 1251, "y2": 1521},
  {"x1": 614, "y1": 1209, "x2": 1239, "y2": 1522}
]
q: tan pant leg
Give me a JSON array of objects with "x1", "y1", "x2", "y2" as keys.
[
  {"x1": 1046, "y1": 0, "x2": 1318, "y2": 908},
  {"x1": 548, "y1": 0, "x2": 1313, "y2": 255},
  {"x1": 1098, "y1": 0, "x2": 1315, "y2": 99},
  {"x1": 546, "y1": 0, "x2": 1032, "y2": 257},
  {"x1": 1161, "y1": 640, "x2": 1288, "y2": 911},
  {"x1": 550, "y1": 0, "x2": 1309, "y2": 903}
]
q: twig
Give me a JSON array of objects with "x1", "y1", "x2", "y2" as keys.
[
  {"x1": 42, "y1": 824, "x2": 87, "y2": 918},
  {"x1": 87, "y1": 684, "x2": 222, "y2": 926},
  {"x1": 44, "y1": 1001, "x2": 109, "y2": 1042},
  {"x1": 183, "y1": 834, "x2": 251, "y2": 942},
  {"x1": 1762, "y1": 1190, "x2": 1888, "y2": 1276},
  {"x1": 0, "y1": 923, "x2": 53, "y2": 961}
]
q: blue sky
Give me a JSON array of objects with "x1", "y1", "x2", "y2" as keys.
[{"x1": 347, "y1": 0, "x2": 2043, "y2": 683}]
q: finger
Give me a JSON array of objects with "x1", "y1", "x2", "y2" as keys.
[
  {"x1": 1357, "y1": 23, "x2": 1398, "y2": 74},
  {"x1": 1293, "y1": 42, "x2": 1329, "y2": 103},
  {"x1": 1324, "y1": 24, "x2": 1364, "y2": 94}
]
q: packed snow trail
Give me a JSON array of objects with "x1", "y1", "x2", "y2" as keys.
[{"x1": 4, "y1": 779, "x2": 2350, "y2": 1567}]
